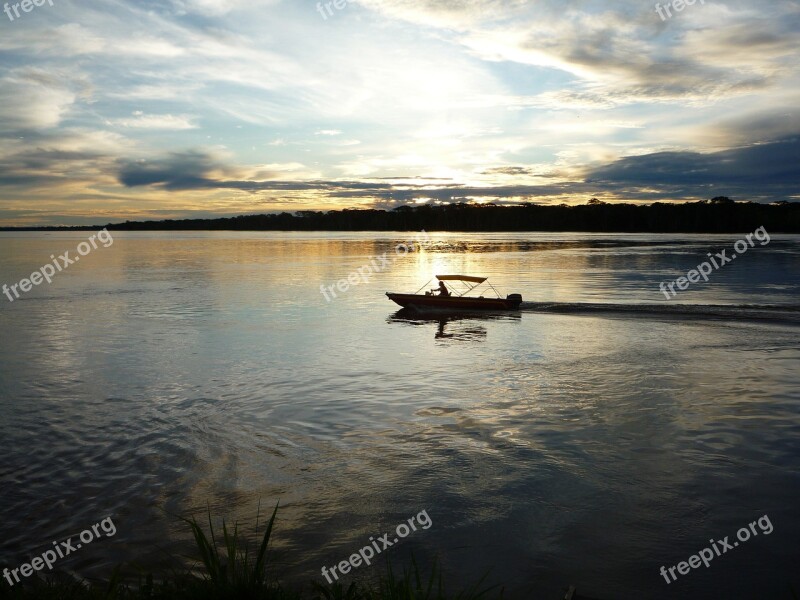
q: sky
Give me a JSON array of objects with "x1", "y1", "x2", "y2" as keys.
[{"x1": 0, "y1": 0, "x2": 798, "y2": 226}]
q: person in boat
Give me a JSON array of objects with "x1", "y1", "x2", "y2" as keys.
[{"x1": 437, "y1": 281, "x2": 450, "y2": 296}]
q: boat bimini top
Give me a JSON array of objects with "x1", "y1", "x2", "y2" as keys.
[{"x1": 415, "y1": 275, "x2": 504, "y2": 298}]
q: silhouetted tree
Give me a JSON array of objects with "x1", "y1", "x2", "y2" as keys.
[{"x1": 7, "y1": 201, "x2": 799, "y2": 233}]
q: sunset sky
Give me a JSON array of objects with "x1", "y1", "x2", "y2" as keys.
[{"x1": 0, "y1": 0, "x2": 798, "y2": 226}]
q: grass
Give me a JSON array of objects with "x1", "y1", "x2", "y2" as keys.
[
  {"x1": 312, "y1": 555, "x2": 499, "y2": 600},
  {"x1": 0, "y1": 505, "x2": 501, "y2": 600},
  {"x1": 177, "y1": 502, "x2": 281, "y2": 599}
]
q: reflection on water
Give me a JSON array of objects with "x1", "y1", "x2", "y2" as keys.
[
  {"x1": 0, "y1": 232, "x2": 798, "y2": 600},
  {"x1": 388, "y1": 309, "x2": 522, "y2": 342}
]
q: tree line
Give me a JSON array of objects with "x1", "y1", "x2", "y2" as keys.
[{"x1": 5, "y1": 199, "x2": 800, "y2": 233}]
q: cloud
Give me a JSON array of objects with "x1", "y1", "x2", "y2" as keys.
[
  {"x1": 117, "y1": 151, "x2": 224, "y2": 190},
  {"x1": 0, "y1": 23, "x2": 106, "y2": 56},
  {"x1": 588, "y1": 136, "x2": 800, "y2": 186},
  {"x1": 481, "y1": 167, "x2": 534, "y2": 176},
  {"x1": 0, "y1": 68, "x2": 80, "y2": 132},
  {"x1": 116, "y1": 150, "x2": 393, "y2": 192},
  {"x1": 168, "y1": 0, "x2": 281, "y2": 17},
  {"x1": 1, "y1": 0, "x2": 798, "y2": 225},
  {"x1": 360, "y1": 0, "x2": 798, "y2": 105},
  {"x1": 108, "y1": 113, "x2": 198, "y2": 130},
  {"x1": 114, "y1": 135, "x2": 800, "y2": 205},
  {"x1": 0, "y1": 134, "x2": 129, "y2": 190}
]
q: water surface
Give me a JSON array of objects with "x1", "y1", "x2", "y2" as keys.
[{"x1": 0, "y1": 231, "x2": 798, "y2": 599}]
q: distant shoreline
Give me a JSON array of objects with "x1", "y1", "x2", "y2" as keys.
[{"x1": 2, "y1": 200, "x2": 799, "y2": 233}]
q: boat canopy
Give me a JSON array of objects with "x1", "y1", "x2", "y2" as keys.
[
  {"x1": 412, "y1": 274, "x2": 502, "y2": 298},
  {"x1": 436, "y1": 275, "x2": 487, "y2": 284}
]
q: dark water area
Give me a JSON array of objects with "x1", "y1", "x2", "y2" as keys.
[{"x1": 0, "y1": 232, "x2": 798, "y2": 599}]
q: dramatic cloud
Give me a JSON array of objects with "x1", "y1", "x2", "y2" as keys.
[
  {"x1": 114, "y1": 136, "x2": 798, "y2": 205},
  {"x1": 588, "y1": 137, "x2": 800, "y2": 186},
  {"x1": 0, "y1": 0, "x2": 798, "y2": 225}
]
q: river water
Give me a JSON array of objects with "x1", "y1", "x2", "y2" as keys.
[{"x1": 0, "y1": 231, "x2": 798, "y2": 599}]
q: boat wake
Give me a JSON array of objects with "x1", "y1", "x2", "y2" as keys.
[{"x1": 519, "y1": 302, "x2": 800, "y2": 325}]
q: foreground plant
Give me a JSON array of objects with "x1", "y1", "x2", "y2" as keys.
[
  {"x1": 0, "y1": 505, "x2": 503, "y2": 600},
  {"x1": 174, "y1": 502, "x2": 289, "y2": 600},
  {"x1": 311, "y1": 555, "x2": 500, "y2": 600}
]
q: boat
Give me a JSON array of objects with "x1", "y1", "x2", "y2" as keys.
[{"x1": 386, "y1": 275, "x2": 523, "y2": 311}]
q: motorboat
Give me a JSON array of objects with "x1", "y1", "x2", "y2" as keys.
[{"x1": 386, "y1": 275, "x2": 522, "y2": 311}]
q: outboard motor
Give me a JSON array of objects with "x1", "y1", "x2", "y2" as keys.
[{"x1": 506, "y1": 293, "x2": 523, "y2": 308}]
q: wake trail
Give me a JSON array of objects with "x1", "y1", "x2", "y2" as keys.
[{"x1": 519, "y1": 302, "x2": 800, "y2": 325}]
